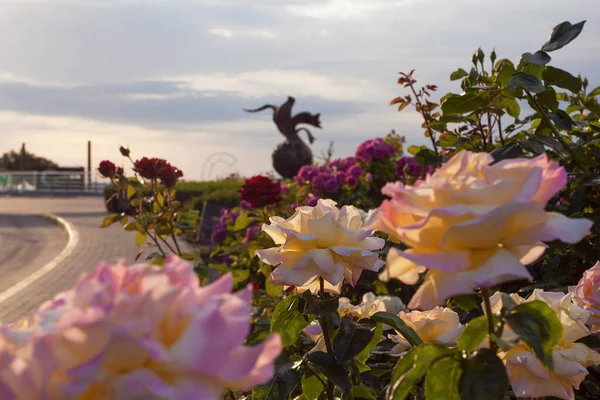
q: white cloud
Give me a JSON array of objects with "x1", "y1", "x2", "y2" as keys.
[{"x1": 208, "y1": 27, "x2": 277, "y2": 39}]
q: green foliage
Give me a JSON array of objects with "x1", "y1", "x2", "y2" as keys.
[{"x1": 0, "y1": 149, "x2": 58, "y2": 171}]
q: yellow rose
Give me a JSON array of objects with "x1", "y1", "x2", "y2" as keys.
[
  {"x1": 256, "y1": 199, "x2": 385, "y2": 294},
  {"x1": 389, "y1": 306, "x2": 463, "y2": 354},
  {"x1": 367, "y1": 151, "x2": 592, "y2": 309}
]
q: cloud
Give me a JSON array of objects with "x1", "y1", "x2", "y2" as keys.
[{"x1": 0, "y1": 74, "x2": 369, "y2": 130}]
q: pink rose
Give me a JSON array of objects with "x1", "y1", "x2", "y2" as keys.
[{"x1": 0, "y1": 257, "x2": 282, "y2": 399}]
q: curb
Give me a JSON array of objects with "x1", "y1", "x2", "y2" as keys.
[{"x1": 0, "y1": 213, "x2": 79, "y2": 305}]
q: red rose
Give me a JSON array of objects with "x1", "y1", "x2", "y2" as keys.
[
  {"x1": 97, "y1": 160, "x2": 117, "y2": 178},
  {"x1": 239, "y1": 175, "x2": 281, "y2": 207},
  {"x1": 133, "y1": 157, "x2": 170, "y2": 180},
  {"x1": 158, "y1": 165, "x2": 183, "y2": 188}
]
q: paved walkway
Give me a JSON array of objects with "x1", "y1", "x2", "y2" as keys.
[{"x1": 0, "y1": 197, "x2": 140, "y2": 322}]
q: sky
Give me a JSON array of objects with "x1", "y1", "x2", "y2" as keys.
[{"x1": 0, "y1": 0, "x2": 599, "y2": 181}]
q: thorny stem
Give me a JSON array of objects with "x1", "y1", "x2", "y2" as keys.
[
  {"x1": 481, "y1": 287, "x2": 498, "y2": 352},
  {"x1": 319, "y1": 277, "x2": 336, "y2": 400},
  {"x1": 526, "y1": 92, "x2": 589, "y2": 173},
  {"x1": 145, "y1": 229, "x2": 167, "y2": 258},
  {"x1": 407, "y1": 81, "x2": 439, "y2": 156}
]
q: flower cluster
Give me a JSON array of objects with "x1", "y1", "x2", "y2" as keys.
[
  {"x1": 367, "y1": 150, "x2": 593, "y2": 309},
  {"x1": 255, "y1": 199, "x2": 385, "y2": 294},
  {"x1": 296, "y1": 156, "x2": 362, "y2": 193},
  {"x1": 133, "y1": 157, "x2": 183, "y2": 188},
  {"x1": 239, "y1": 175, "x2": 281, "y2": 208},
  {"x1": 97, "y1": 160, "x2": 124, "y2": 179},
  {"x1": 355, "y1": 138, "x2": 397, "y2": 162},
  {"x1": 0, "y1": 257, "x2": 281, "y2": 399},
  {"x1": 489, "y1": 289, "x2": 600, "y2": 400},
  {"x1": 212, "y1": 208, "x2": 241, "y2": 244},
  {"x1": 395, "y1": 156, "x2": 430, "y2": 179}
]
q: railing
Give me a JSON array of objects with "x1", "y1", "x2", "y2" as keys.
[{"x1": 0, "y1": 170, "x2": 106, "y2": 194}]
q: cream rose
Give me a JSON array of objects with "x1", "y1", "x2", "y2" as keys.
[
  {"x1": 366, "y1": 151, "x2": 592, "y2": 309},
  {"x1": 389, "y1": 307, "x2": 463, "y2": 354},
  {"x1": 256, "y1": 199, "x2": 385, "y2": 294},
  {"x1": 488, "y1": 289, "x2": 600, "y2": 400},
  {"x1": 569, "y1": 261, "x2": 600, "y2": 332}
]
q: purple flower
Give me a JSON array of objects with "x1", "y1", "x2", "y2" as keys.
[
  {"x1": 280, "y1": 185, "x2": 290, "y2": 195},
  {"x1": 240, "y1": 200, "x2": 253, "y2": 210},
  {"x1": 334, "y1": 172, "x2": 346, "y2": 185},
  {"x1": 345, "y1": 174, "x2": 359, "y2": 187},
  {"x1": 324, "y1": 177, "x2": 340, "y2": 193},
  {"x1": 221, "y1": 255, "x2": 234, "y2": 267},
  {"x1": 307, "y1": 196, "x2": 319, "y2": 207},
  {"x1": 243, "y1": 225, "x2": 261, "y2": 244},
  {"x1": 347, "y1": 165, "x2": 363, "y2": 177},
  {"x1": 211, "y1": 225, "x2": 227, "y2": 243},
  {"x1": 396, "y1": 156, "x2": 425, "y2": 178},
  {"x1": 366, "y1": 172, "x2": 373, "y2": 182}
]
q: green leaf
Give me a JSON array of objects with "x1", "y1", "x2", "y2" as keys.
[
  {"x1": 519, "y1": 139, "x2": 546, "y2": 155},
  {"x1": 522, "y1": 50, "x2": 551, "y2": 66},
  {"x1": 535, "y1": 87, "x2": 559, "y2": 112},
  {"x1": 302, "y1": 291, "x2": 339, "y2": 316},
  {"x1": 440, "y1": 133, "x2": 459, "y2": 148},
  {"x1": 543, "y1": 66, "x2": 582, "y2": 93},
  {"x1": 490, "y1": 143, "x2": 522, "y2": 163},
  {"x1": 500, "y1": 97, "x2": 521, "y2": 118},
  {"x1": 232, "y1": 269, "x2": 250, "y2": 285},
  {"x1": 536, "y1": 136, "x2": 566, "y2": 155},
  {"x1": 301, "y1": 372, "x2": 324, "y2": 400},
  {"x1": 135, "y1": 231, "x2": 147, "y2": 246},
  {"x1": 441, "y1": 92, "x2": 485, "y2": 115},
  {"x1": 505, "y1": 300, "x2": 563, "y2": 369},
  {"x1": 407, "y1": 145, "x2": 422, "y2": 156},
  {"x1": 459, "y1": 348, "x2": 509, "y2": 400},
  {"x1": 270, "y1": 295, "x2": 310, "y2": 347},
  {"x1": 386, "y1": 344, "x2": 455, "y2": 400},
  {"x1": 590, "y1": 86, "x2": 600, "y2": 97},
  {"x1": 266, "y1": 280, "x2": 283, "y2": 298},
  {"x1": 549, "y1": 110, "x2": 574, "y2": 130},
  {"x1": 253, "y1": 365, "x2": 301, "y2": 400},
  {"x1": 351, "y1": 385, "x2": 377, "y2": 399},
  {"x1": 508, "y1": 73, "x2": 546, "y2": 94},
  {"x1": 450, "y1": 68, "x2": 469, "y2": 81},
  {"x1": 542, "y1": 20, "x2": 586, "y2": 52},
  {"x1": 495, "y1": 59, "x2": 516, "y2": 87},
  {"x1": 356, "y1": 321, "x2": 382, "y2": 363},
  {"x1": 424, "y1": 357, "x2": 462, "y2": 400},
  {"x1": 100, "y1": 214, "x2": 119, "y2": 228},
  {"x1": 233, "y1": 211, "x2": 255, "y2": 231},
  {"x1": 458, "y1": 316, "x2": 488, "y2": 354},
  {"x1": 126, "y1": 185, "x2": 137, "y2": 200},
  {"x1": 451, "y1": 294, "x2": 480, "y2": 312},
  {"x1": 307, "y1": 352, "x2": 351, "y2": 393},
  {"x1": 371, "y1": 312, "x2": 422, "y2": 347},
  {"x1": 333, "y1": 317, "x2": 376, "y2": 364}
]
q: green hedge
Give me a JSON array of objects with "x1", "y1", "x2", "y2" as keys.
[{"x1": 103, "y1": 180, "x2": 243, "y2": 213}]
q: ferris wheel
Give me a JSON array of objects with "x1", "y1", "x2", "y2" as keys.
[{"x1": 200, "y1": 152, "x2": 238, "y2": 181}]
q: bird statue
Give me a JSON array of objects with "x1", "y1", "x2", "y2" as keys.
[{"x1": 244, "y1": 96, "x2": 321, "y2": 178}]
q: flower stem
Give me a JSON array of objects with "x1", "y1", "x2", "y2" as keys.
[
  {"x1": 318, "y1": 277, "x2": 336, "y2": 400},
  {"x1": 481, "y1": 287, "x2": 498, "y2": 352}
]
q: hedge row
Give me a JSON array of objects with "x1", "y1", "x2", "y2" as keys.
[{"x1": 103, "y1": 180, "x2": 242, "y2": 213}]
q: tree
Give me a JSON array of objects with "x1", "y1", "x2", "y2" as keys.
[{"x1": 0, "y1": 149, "x2": 59, "y2": 171}]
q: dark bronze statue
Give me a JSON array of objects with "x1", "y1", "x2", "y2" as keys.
[{"x1": 244, "y1": 96, "x2": 321, "y2": 178}]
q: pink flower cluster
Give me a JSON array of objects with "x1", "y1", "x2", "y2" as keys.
[
  {"x1": 395, "y1": 156, "x2": 431, "y2": 179},
  {"x1": 0, "y1": 257, "x2": 281, "y2": 399},
  {"x1": 296, "y1": 156, "x2": 363, "y2": 193},
  {"x1": 355, "y1": 138, "x2": 396, "y2": 162}
]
